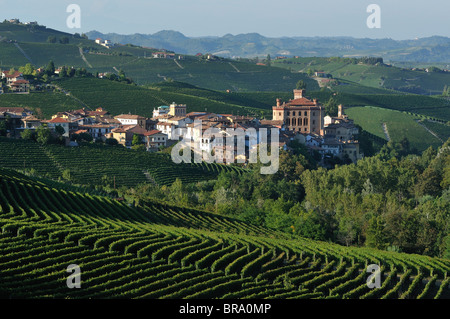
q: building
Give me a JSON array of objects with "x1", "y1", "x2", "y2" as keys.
[
  {"x1": 21, "y1": 115, "x2": 42, "y2": 129},
  {"x1": 144, "y1": 130, "x2": 167, "y2": 151},
  {"x1": 153, "y1": 105, "x2": 170, "y2": 118},
  {"x1": 272, "y1": 89, "x2": 324, "y2": 135},
  {"x1": 1, "y1": 70, "x2": 30, "y2": 93},
  {"x1": 114, "y1": 114, "x2": 147, "y2": 128},
  {"x1": 45, "y1": 117, "x2": 70, "y2": 137},
  {"x1": 168, "y1": 102, "x2": 187, "y2": 117}
]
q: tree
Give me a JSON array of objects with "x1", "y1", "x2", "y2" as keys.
[
  {"x1": 36, "y1": 125, "x2": 52, "y2": 145},
  {"x1": 20, "y1": 129, "x2": 35, "y2": 140},
  {"x1": 365, "y1": 216, "x2": 389, "y2": 250},
  {"x1": 266, "y1": 54, "x2": 271, "y2": 67},
  {"x1": 47, "y1": 36, "x2": 56, "y2": 43},
  {"x1": 324, "y1": 97, "x2": 339, "y2": 116},
  {"x1": 59, "y1": 66, "x2": 68, "y2": 78},
  {"x1": 55, "y1": 125, "x2": 65, "y2": 137},
  {"x1": 132, "y1": 134, "x2": 143, "y2": 146},
  {"x1": 296, "y1": 80, "x2": 306, "y2": 90},
  {"x1": 105, "y1": 138, "x2": 119, "y2": 146},
  {"x1": 59, "y1": 36, "x2": 69, "y2": 44},
  {"x1": 62, "y1": 169, "x2": 72, "y2": 182},
  {"x1": 45, "y1": 60, "x2": 55, "y2": 76},
  {"x1": 19, "y1": 63, "x2": 35, "y2": 76}
]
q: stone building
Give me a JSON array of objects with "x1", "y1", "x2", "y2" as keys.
[{"x1": 272, "y1": 89, "x2": 324, "y2": 135}]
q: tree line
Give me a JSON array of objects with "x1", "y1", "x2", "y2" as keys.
[{"x1": 119, "y1": 138, "x2": 450, "y2": 259}]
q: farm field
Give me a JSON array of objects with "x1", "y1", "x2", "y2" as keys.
[
  {"x1": 52, "y1": 78, "x2": 270, "y2": 118},
  {"x1": 345, "y1": 106, "x2": 444, "y2": 151},
  {"x1": 272, "y1": 57, "x2": 450, "y2": 95},
  {"x1": 0, "y1": 90, "x2": 85, "y2": 118},
  {"x1": 0, "y1": 137, "x2": 247, "y2": 188},
  {"x1": 0, "y1": 168, "x2": 448, "y2": 299}
]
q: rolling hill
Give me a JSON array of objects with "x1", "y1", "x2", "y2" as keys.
[
  {"x1": 272, "y1": 56, "x2": 450, "y2": 95},
  {"x1": 0, "y1": 22, "x2": 317, "y2": 92},
  {"x1": 0, "y1": 168, "x2": 448, "y2": 299},
  {"x1": 0, "y1": 137, "x2": 247, "y2": 188},
  {"x1": 86, "y1": 30, "x2": 450, "y2": 63}
]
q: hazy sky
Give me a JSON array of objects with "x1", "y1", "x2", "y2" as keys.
[{"x1": 1, "y1": 0, "x2": 449, "y2": 39}]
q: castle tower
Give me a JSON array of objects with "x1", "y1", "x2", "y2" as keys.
[{"x1": 169, "y1": 102, "x2": 187, "y2": 117}]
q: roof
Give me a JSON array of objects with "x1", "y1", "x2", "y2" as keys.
[
  {"x1": 48, "y1": 117, "x2": 69, "y2": 124},
  {"x1": 0, "y1": 107, "x2": 31, "y2": 114},
  {"x1": 3, "y1": 71, "x2": 23, "y2": 78},
  {"x1": 115, "y1": 114, "x2": 146, "y2": 120},
  {"x1": 144, "y1": 130, "x2": 164, "y2": 136},
  {"x1": 12, "y1": 79, "x2": 29, "y2": 84}
]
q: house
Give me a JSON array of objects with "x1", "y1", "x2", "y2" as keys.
[
  {"x1": 77, "y1": 124, "x2": 115, "y2": 140},
  {"x1": 1, "y1": 70, "x2": 29, "y2": 93},
  {"x1": 114, "y1": 114, "x2": 147, "y2": 128},
  {"x1": 45, "y1": 117, "x2": 70, "y2": 137},
  {"x1": 0, "y1": 107, "x2": 33, "y2": 117},
  {"x1": 144, "y1": 130, "x2": 167, "y2": 151},
  {"x1": 106, "y1": 125, "x2": 135, "y2": 147},
  {"x1": 152, "y1": 52, "x2": 175, "y2": 59},
  {"x1": 21, "y1": 115, "x2": 42, "y2": 129},
  {"x1": 9, "y1": 79, "x2": 30, "y2": 93},
  {"x1": 152, "y1": 105, "x2": 170, "y2": 118},
  {"x1": 156, "y1": 122, "x2": 177, "y2": 140}
]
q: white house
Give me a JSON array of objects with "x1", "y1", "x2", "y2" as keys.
[
  {"x1": 46, "y1": 117, "x2": 70, "y2": 137},
  {"x1": 145, "y1": 130, "x2": 167, "y2": 151}
]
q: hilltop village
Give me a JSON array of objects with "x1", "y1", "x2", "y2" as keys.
[{"x1": 0, "y1": 73, "x2": 362, "y2": 166}]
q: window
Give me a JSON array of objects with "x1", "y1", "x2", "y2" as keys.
[
  {"x1": 304, "y1": 111, "x2": 307, "y2": 116},
  {"x1": 313, "y1": 112, "x2": 315, "y2": 116},
  {"x1": 292, "y1": 111, "x2": 296, "y2": 116},
  {"x1": 313, "y1": 120, "x2": 315, "y2": 125}
]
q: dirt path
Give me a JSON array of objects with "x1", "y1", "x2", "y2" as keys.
[
  {"x1": 174, "y1": 59, "x2": 184, "y2": 69},
  {"x1": 382, "y1": 122, "x2": 390, "y2": 141},
  {"x1": 14, "y1": 43, "x2": 33, "y2": 65},
  {"x1": 228, "y1": 62, "x2": 240, "y2": 72},
  {"x1": 79, "y1": 47, "x2": 93, "y2": 68},
  {"x1": 416, "y1": 120, "x2": 444, "y2": 143}
]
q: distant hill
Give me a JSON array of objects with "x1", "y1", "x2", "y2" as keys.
[
  {"x1": 0, "y1": 22, "x2": 316, "y2": 92},
  {"x1": 86, "y1": 30, "x2": 450, "y2": 63}
]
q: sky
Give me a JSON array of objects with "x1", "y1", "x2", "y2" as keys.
[{"x1": 1, "y1": 0, "x2": 449, "y2": 39}]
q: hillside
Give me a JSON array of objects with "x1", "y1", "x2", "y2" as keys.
[
  {"x1": 0, "y1": 137, "x2": 247, "y2": 188},
  {"x1": 272, "y1": 57, "x2": 450, "y2": 95},
  {"x1": 0, "y1": 168, "x2": 448, "y2": 299},
  {"x1": 345, "y1": 106, "x2": 446, "y2": 152},
  {"x1": 86, "y1": 30, "x2": 450, "y2": 63},
  {"x1": 0, "y1": 22, "x2": 317, "y2": 92}
]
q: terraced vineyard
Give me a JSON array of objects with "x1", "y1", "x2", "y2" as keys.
[
  {"x1": 0, "y1": 168, "x2": 448, "y2": 299},
  {"x1": 0, "y1": 137, "x2": 247, "y2": 187}
]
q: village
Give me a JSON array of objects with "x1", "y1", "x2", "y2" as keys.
[{"x1": 0, "y1": 73, "x2": 363, "y2": 165}]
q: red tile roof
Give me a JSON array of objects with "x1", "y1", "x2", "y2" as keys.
[{"x1": 48, "y1": 117, "x2": 69, "y2": 123}]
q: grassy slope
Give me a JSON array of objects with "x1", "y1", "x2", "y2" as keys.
[
  {"x1": 272, "y1": 57, "x2": 450, "y2": 94},
  {"x1": 0, "y1": 168, "x2": 448, "y2": 299},
  {"x1": 0, "y1": 137, "x2": 248, "y2": 188},
  {"x1": 0, "y1": 23, "x2": 318, "y2": 92},
  {"x1": 345, "y1": 106, "x2": 443, "y2": 151}
]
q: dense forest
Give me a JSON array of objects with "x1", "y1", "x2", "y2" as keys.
[{"x1": 120, "y1": 138, "x2": 450, "y2": 259}]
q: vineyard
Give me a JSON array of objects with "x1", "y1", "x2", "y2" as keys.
[
  {"x1": 0, "y1": 168, "x2": 448, "y2": 299},
  {"x1": 0, "y1": 137, "x2": 247, "y2": 188}
]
